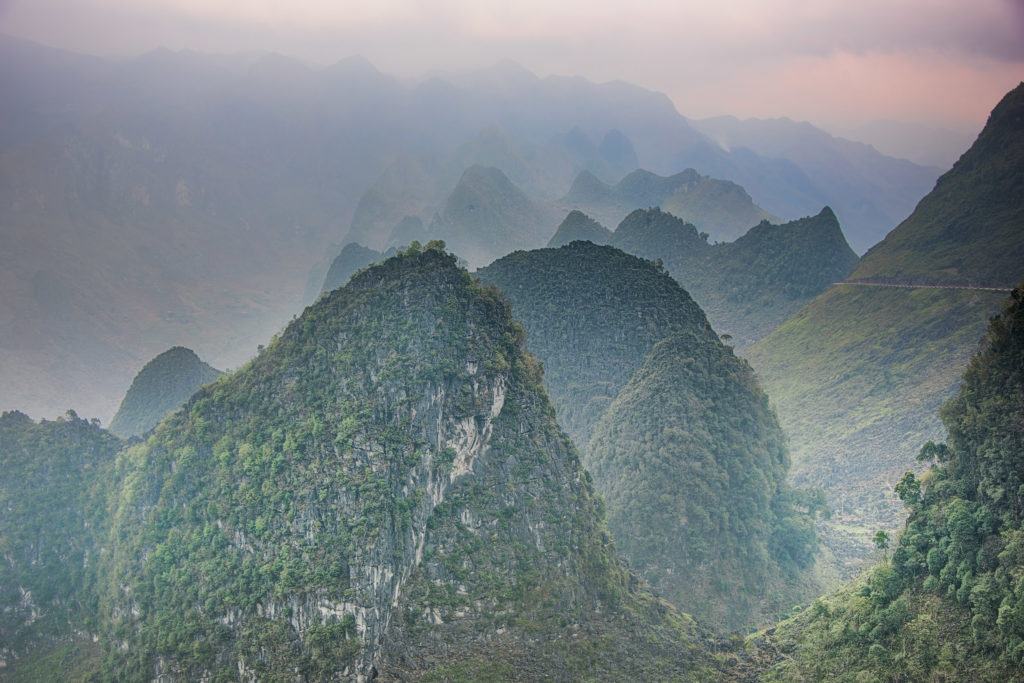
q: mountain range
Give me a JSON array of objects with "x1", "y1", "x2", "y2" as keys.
[
  {"x1": 0, "y1": 34, "x2": 942, "y2": 422},
  {"x1": 3, "y1": 31, "x2": 1023, "y2": 683},
  {"x1": 0, "y1": 246, "x2": 727, "y2": 680}
]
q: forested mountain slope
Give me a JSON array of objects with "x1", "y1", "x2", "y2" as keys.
[
  {"x1": 851, "y1": 82, "x2": 1024, "y2": 287},
  {"x1": 589, "y1": 334, "x2": 825, "y2": 631},
  {"x1": 478, "y1": 241, "x2": 716, "y2": 447},
  {"x1": 0, "y1": 411, "x2": 122, "y2": 672},
  {"x1": 755, "y1": 283, "x2": 1024, "y2": 681},
  {"x1": 95, "y1": 246, "x2": 721, "y2": 681},
  {"x1": 479, "y1": 241, "x2": 823, "y2": 631}
]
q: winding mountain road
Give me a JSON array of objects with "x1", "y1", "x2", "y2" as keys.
[{"x1": 834, "y1": 281, "x2": 1014, "y2": 292}]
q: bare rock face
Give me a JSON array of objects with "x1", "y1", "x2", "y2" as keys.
[{"x1": 101, "y1": 246, "x2": 720, "y2": 681}]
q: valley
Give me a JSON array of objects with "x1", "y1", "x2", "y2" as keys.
[{"x1": 0, "y1": 29, "x2": 1021, "y2": 682}]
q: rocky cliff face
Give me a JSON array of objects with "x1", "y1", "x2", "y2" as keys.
[{"x1": 100, "y1": 246, "x2": 719, "y2": 681}]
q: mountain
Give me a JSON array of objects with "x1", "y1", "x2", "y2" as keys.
[
  {"x1": 96, "y1": 246, "x2": 721, "y2": 680},
  {"x1": 753, "y1": 283, "x2": 1024, "y2": 680},
  {"x1": 747, "y1": 84, "x2": 1024, "y2": 568},
  {"x1": 0, "y1": 410, "x2": 122, "y2": 671},
  {"x1": 479, "y1": 242, "x2": 823, "y2": 631},
  {"x1": 546, "y1": 210, "x2": 612, "y2": 247},
  {"x1": 607, "y1": 207, "x2": 859, "y2": 348},
  {"x1": 427, "y1": 165, "x2": 557, "y2": 267},
  {"x1": 319, "y1": 243, "x2": 382, "y2": 294},
  {"x1": 561, "y1": 167, "x2": 777, "y2": 242},
  {"x1": 478, "y1": 241, "x2": 716, "y2": 447},
  {"x1": 689, "y1": 115, "x2": 943, "y2": 253},
  {"x1": 851, "y1": 82, "x2": 1024, "y2": 287},
  {"x1": 343, "y1": 156, "x2": 447, "y2": 252},
  {"x1": 108, "y1": 346, "x2": 223, "y2": 438},
  {"x1": 588, "y1": 333, "x2": 824, "y2": 631}
]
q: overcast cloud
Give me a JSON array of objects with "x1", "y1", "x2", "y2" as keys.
[{"x1": 2, "y1": 0, "x2": 1022, "y2": 132}]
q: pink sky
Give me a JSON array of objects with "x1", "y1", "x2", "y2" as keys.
[{"x1": 2, "y1": 0, "x2": 1022, "y2": 134}]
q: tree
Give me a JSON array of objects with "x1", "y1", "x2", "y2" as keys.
[
  {"x1": 895, "y1": 472, "x2": 922, "y2": 508},
  {"x1": 874, "y1": 530, "x2": 891, "y2": 560}
]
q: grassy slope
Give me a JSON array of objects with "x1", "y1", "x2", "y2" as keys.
[
  {"x1": 748, "y1": 286, "x2": 1004, "y2": 569},
  {"x1": 747, "y1": 84, "x2": 1024, "y2": 571}
]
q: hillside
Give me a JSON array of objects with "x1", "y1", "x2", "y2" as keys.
[
  {"x1": 608, "y1": 207, "x2": 859, "y2": 348},
  {"x1": 747, "y1": 85, "x2": 1024, "y2": 568},
  {"x1": 478, "y1": 241, "x2": 716, "y2": 447},
  {"x1": 479, "y1": 242, "x2": 823, "y2": 631},
  {"x1": 95, "y1": 245, "x2": 721, "y2": 680},
  {"x1": 588, "y1": 333, "x2": 824, "y2": 631},
  {"x1": 851, "y1": 82, "x2": 1024, "y2": 287},
  {"x1": 754, "y1": 283, "x2": 1024, "y2": 681},
  {"x1": 0, "y1": 410, "x2": 122, "y2": 672},
  {"x1": 108, "y1": 346, "x2": 222, "y2": 438},
  {"x1": 561, "y1": 168, "x2": 777, "y2": 242}
]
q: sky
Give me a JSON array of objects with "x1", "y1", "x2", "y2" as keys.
[{"x1": 2, "y1": 0, "x2": 1023, "y2": 137}]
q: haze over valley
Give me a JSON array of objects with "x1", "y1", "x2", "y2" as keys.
[{"x1": 1, "y1": 2, "x2": 1023, "y2": 679}]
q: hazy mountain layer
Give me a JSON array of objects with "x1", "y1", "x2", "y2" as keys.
[
  {"x1": 320, "y1": 243, "x2": 383, "y2": 294},
  {"x1": 0, "y1": 36, "x2": 938, "y2": 422},
  {"x1": 561, "y1": 167, "x2": 777, "y2": 242},
  {"x1": 108, "y1": 346, "x2": 222, "y2": 438},
  {"x1": 689, "y1": 115, "x2": 943, "y2": 253},
  {"x1": 427, "y1": 165, "x2": 559, "y2": 267},
  {"x1": 97, "y1": 246, "x2": 721, "y2": 680},
  {"x1": 546, "y1": 209, "x2": 612, "y2": 247}
]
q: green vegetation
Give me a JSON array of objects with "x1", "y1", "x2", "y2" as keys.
[
  {"x1": 478, "y1": 240, "x2": 715, "y2": 447},
  {"x1": 749, "y1": 286, "x2": 1004, "y2": 549},
  {"x1": 588, "y1": 333, "x2": 825, "y2": 631},
  {"x1": 749, "y1": 86, "x2": 1024, "y2": 568},
  {"x1": 0, "y1": 410, "x2": 122, "y2": 669},
  {"x1": 91, "y1": 243, "x2": 720, "y2": 680},
  {"x1": 609, "y1": 206, "x2": 859, "y2": 348},
  {"x1": 108, "y1": 346, "x2": 222, "y2": 438},
  {"x1": 753, "y1": 284, "x2": 1024, "y2": 681},
  {"x1": 480, "y1": 241, "x2": 823, "y2": 631}
]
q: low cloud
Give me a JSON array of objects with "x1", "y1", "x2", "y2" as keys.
[{"x1": 3, "y1": 0, "x2": 1022, "y2": 129}]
